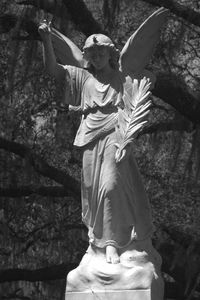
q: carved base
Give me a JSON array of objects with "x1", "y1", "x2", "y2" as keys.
[
  {"x1": 66, "y1": 238, "x2": 164, "y2": 300},
  {"x1": 65, "y1": 289, "x2": 151, "y2": 300}
]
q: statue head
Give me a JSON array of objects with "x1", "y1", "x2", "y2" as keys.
[{"x1": 82, "y1": 34, "x2": 120, "y2": 70}]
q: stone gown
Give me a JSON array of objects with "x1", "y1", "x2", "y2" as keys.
[{"x1": 63, "y1": 65, "x2": 153, "y2": 249}]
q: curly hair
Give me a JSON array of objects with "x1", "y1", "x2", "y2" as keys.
[{"x1": 82, "y1": 34, "x2": 120, "y2": 70}]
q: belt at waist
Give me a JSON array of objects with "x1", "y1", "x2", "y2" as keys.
[{"x1": 82, "y1": 105, "x2": 118, "y2": 119}]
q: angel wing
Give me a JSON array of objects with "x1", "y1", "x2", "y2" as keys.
[
  {"x1": 51, "y1": 27, "x2": 86, "y2": 67},
  {"x1": 50, "y1": 7, "x2": 167, "y2": 73},
  {"x1": 119, "y1": 7, "x2": 168, "y2": 75}
]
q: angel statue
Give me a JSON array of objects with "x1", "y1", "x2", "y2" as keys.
[{"x1": 39, "y1": 7, "x2": 168, "y2": 298}]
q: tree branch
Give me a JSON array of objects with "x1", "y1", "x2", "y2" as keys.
[
  {"x1": 0, "y1": 264, "x2": 180, "y2": 299},
  {"x1": 154, "y1": 226, "x2": 200, "y2": 298},
  {"x1": 0, "y1": 263, "x2": 77, "y2": 282},
  {"x1": 153, "y1": 72, "x2": 200, "y2": 124},
  {"x1": 17, "y1": 0, "x2": 104, "y2": 36},
  {"x1": 0, "y1": 186, "x2": 72, "y2": 197},
  {"x1": 141, "y1": 0, "x2": 200, "y2": 27},
  {"x1": 0, "y1": 137, "x2": 81, "y2": 199},
  {"x1": 0, "y1": 14, "x2": 40, "y2": 39},
  {"x1": 17, "y1": 0, "x2": 60, "y2": 12},
  {"x1": 62, "y1": 0, "x2": 103, "y2": 35},
  {"x1": 141, "y1": 120, "x2": 192, "y2": 135}
]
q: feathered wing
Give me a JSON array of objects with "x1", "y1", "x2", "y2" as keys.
[
  {"x1": 119, "y1": 7, "x2": 168, "y2": 75},
  {"x1": 115, "y1": 77, "x2": 151, "y2": 163},
  {"x1": 51, "y1": 28, "x2": 86, "y2": 67}
]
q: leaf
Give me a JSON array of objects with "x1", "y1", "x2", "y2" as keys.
[{"x1": 115, "y1": 77, "x2": 151, "y2": 163}]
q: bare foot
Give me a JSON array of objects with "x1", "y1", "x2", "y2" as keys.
[{"x1": 106, "y1": 245, "x2": 120, "y2": 264}]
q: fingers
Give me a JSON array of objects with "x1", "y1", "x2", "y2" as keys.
[
  {"x1": 115, "y1": 148, "x2": 126, "y2": 163},
  {"x1": 38, "y1": 22, "x2": 52, "y2": 38},
  {"x1": 115, "y1": 144, "x2": 132, "y2": 163},
  {"x1": 47, "y1": 21, "x2": 52, "y2": 33},
  {"x1": 39, "y1": 19, "x2": 47, "y2": 27},
  {"x1": 118, "y1": 149, "x2": 126, "y2": 162},
  {"x1": 39, "y1": 20, "x2": 52, "y2": 30}
]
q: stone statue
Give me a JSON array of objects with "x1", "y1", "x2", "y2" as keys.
[{"x1": 39, "y1": 7, "x2": 168, "y2": 299}]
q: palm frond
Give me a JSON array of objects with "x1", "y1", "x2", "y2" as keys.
[{"x1": 115, "y1": 77, "x2": 151, "y2": 162}]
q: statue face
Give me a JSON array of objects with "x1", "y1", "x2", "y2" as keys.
[{"x1": 86, "y1": 46, "x2": 110, "y2": 70}]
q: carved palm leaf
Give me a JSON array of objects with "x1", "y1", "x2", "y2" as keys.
[{"x1": 115, "y1": 77, "x2": 151, "y2": 162}]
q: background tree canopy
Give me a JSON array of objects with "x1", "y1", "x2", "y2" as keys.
[{"x1": 0, "y1": 0, "x2": 200, "y2": 299}]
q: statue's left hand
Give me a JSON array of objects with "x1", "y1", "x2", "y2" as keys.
[
  {"x1": 115, "y1": 144, "x2": 132, "y2": 163},
  {"x1": 38, "y1": 20, "x2": 52, "y2": 41}
]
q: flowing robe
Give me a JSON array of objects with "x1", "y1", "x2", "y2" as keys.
[{"x1": 63, "y1": 66, "x2": 153, "y2": 248}]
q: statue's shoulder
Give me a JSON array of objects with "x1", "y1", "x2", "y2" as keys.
[{"x1": 64, "y1": 65, "x2": 92, "y2": 82}]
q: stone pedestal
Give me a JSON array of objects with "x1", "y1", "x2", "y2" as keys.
[
  {"x1": 65, "y1": 239, "x2": 164, "y2": 300},
  {"x1": 66, "y1": 289, "x2": 151, "y2": 300}
]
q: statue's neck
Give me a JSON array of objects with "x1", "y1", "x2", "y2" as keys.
[{"x1": 94, "y1": 65, "x2": 114, "y2": 83}]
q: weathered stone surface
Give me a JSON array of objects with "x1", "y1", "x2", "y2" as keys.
[
  {"x1": 65, "y1": 289, "x2": 151, "y2": 300},
  {"x1": 66, "y1": 238, "x2": 164, "y2": 300}
]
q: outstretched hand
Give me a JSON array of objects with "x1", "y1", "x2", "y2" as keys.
[{"x1": 38, "y1": 20, "x2": 52, "y2": 41}]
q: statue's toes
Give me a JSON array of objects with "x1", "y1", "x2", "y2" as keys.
[
  {"x1": 106, "y1": 245, "x2": 120, "y2": 264},
  {"x1": 106, "y1": 255, "x2": 112, "y2": 264},
  {"x1": 111, "y1": 255, "x2": 120, "y2": 264},
  {"x1": 106, "y1": 253, "x2": 120, "y2": 264}
]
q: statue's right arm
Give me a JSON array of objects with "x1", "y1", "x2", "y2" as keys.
[{"x1": 38, "y1": 22, "x2": 65, "y2": 80}]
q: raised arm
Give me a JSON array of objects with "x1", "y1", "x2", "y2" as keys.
[{"x1": 38, "y1": 21, "x2": 65, "y2": 80}]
